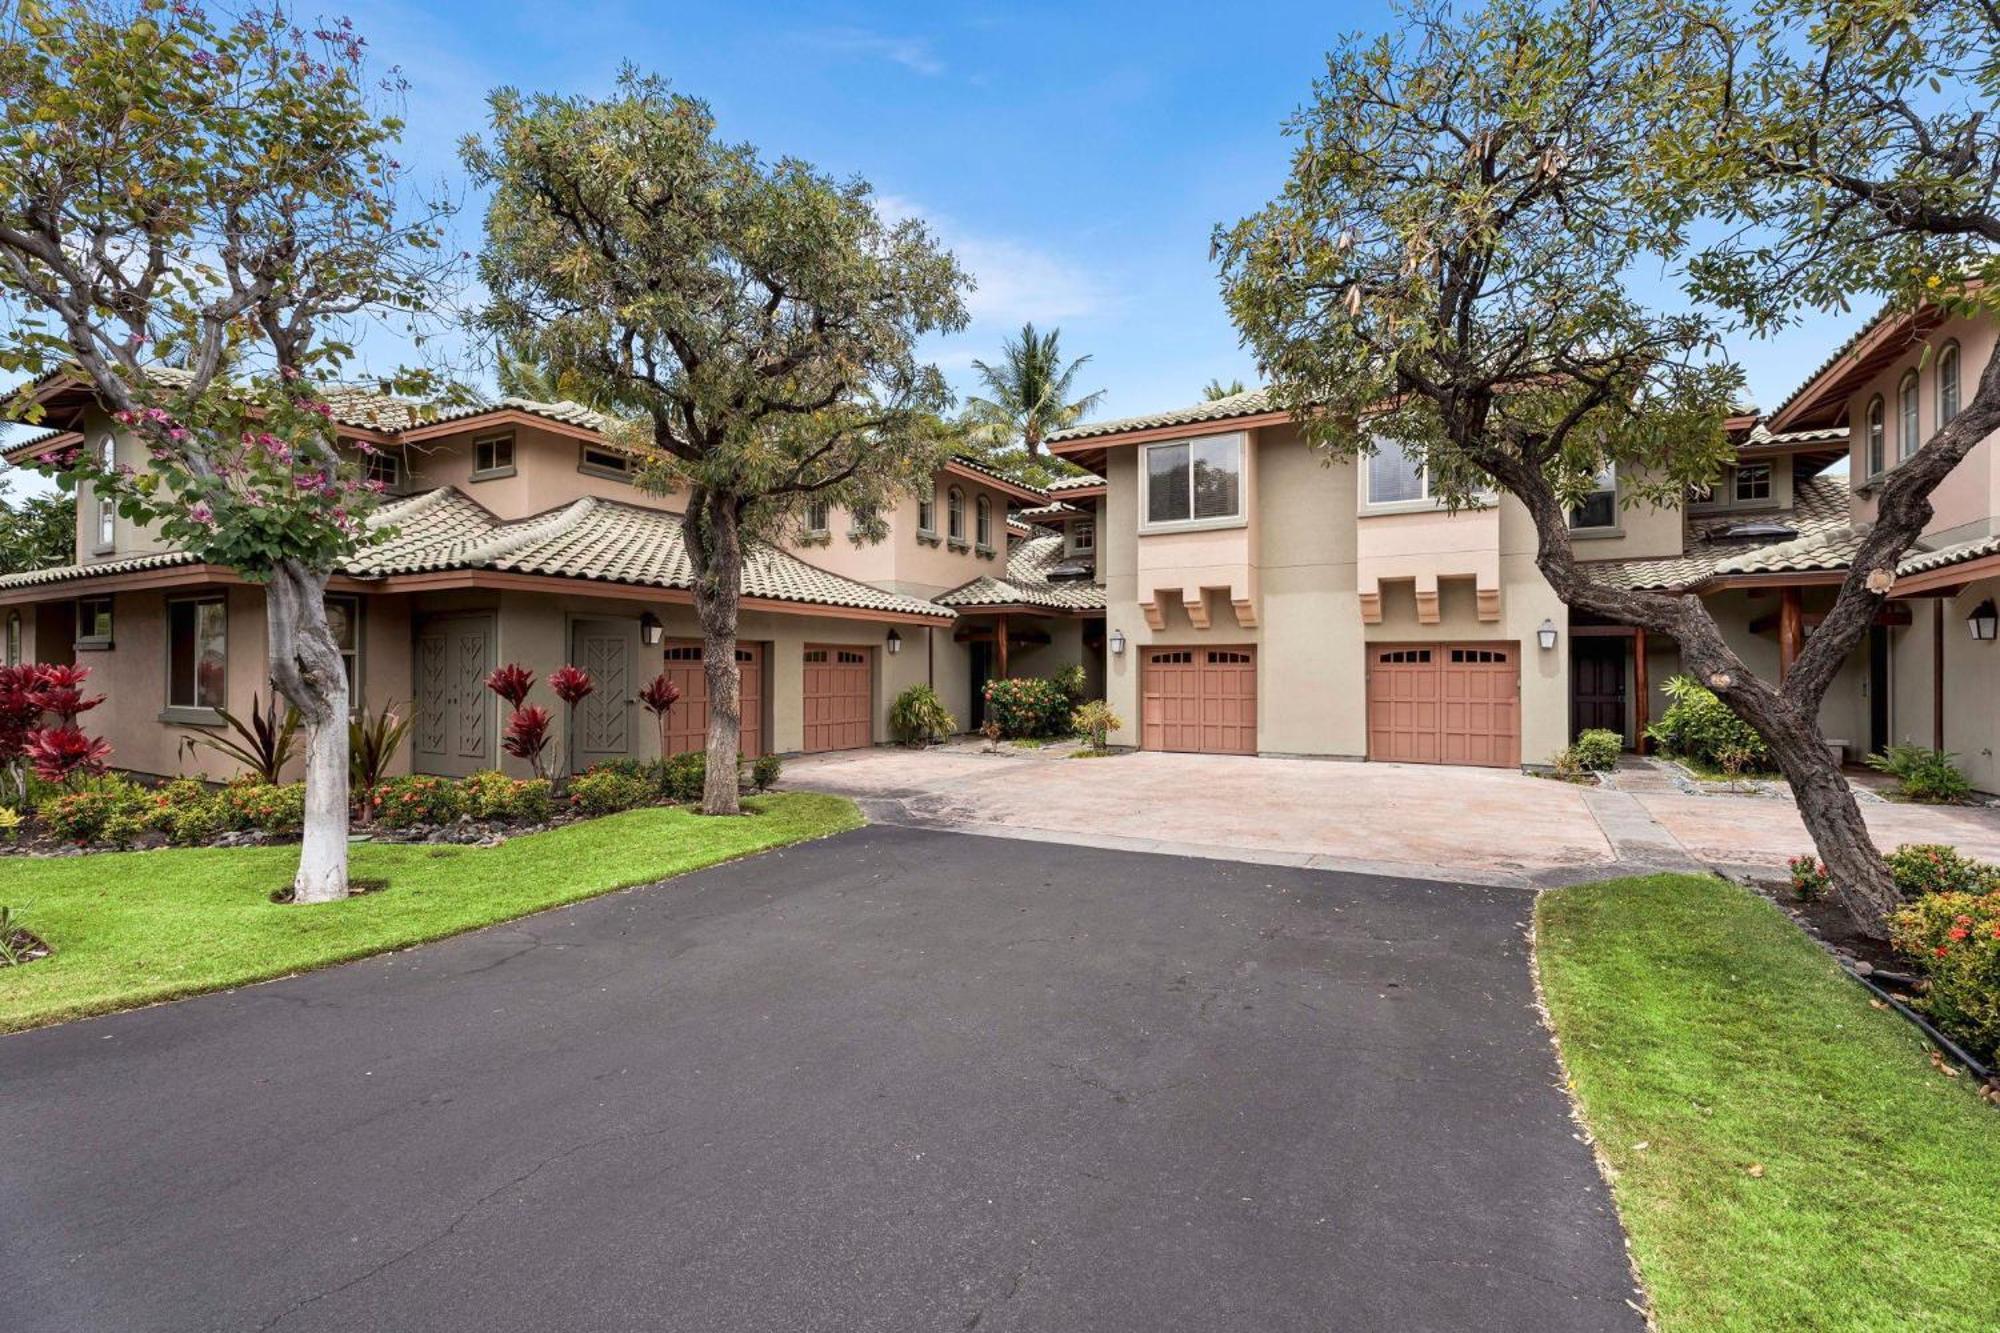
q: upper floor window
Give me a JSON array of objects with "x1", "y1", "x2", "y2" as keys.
[
  {"x1": 1069, "y1": 519, "x2": 1096, "y2": 555},
  {"x1": 1898, "y1": 370, "x2": 1920, "y2": 464},
  {"x1": 166, "y1": 596, "x2": 226, "y2": 712},
  {"x1": 473, "y1": 434, "x2": 515, "y2": 477},
  {"x1": 805, "y1": 499, "x2": 830, "y2": 535},
  {"x1": 848, "y1": 503, "x2": 877, "y2": 534},
  {"x1": 76, "y1": 596, "x2": 112, "y2": 649},
  {"x1": 917, "y1": 488, "x2": 936, "y2": 534},
  {"x1": 1866, "y1": 395, "x2": 1886, "y2": 476},
  {"x1": 1938, "y1": 341, "x2": 1961, "y2": 426},
  {"x1": 1569, "y1": 465, "x2": 1617, "y2": 531},
  {"x1": 95, "y1": 435, "x2": 116, "y2": 550},
  {"x1": 365, "y1": 451, "x2": 401, "y2": 489},
  {"x1": 975, "y1": 495, "x2": 992, "y2": 549},
  {"x1": 947, "y1": 486, "x2": 966, "y2": 541},
  {"x1": 1365, "y1": 436, "x2": 1428, "y2": 505},
  {"x1": 1733, "y1": 462, "x2": 1771, "y2": 504},
  {"x1": 579, "y1": 443, "x2": 632, "y2": 480},
  {"x1": 1144, "y1": 435, "x2": 1242, "y2": 527}
]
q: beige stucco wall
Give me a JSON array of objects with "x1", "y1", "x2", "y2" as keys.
[
  {"x1": 806, "y1": 474, "x2": 1019, "y2": 600},
  {"x1": 1843, "y1": 313, "x2": 1998, "y2": 543},
  {"x1": 1891, "y1": 578, "x2": 2000, "y2": 794},
  {"x1": 402, "y1": 424, "x2": 679, "y2": 520}
]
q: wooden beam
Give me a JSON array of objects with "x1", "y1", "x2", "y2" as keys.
[
  {"x1": 996, "y1": 612, "x2": 1009, "y2": 679},
  {"x1": 1778, "y1": 587, "x2": 1803, "y2": 682},
  {"x1": 1634, "y1": 627, "x2": 1650, "y2": 755},
  {"x1": 1568, "y1": 623, "x2": 1639, "y2": 638},
  {"x1": 1934, "y1": 600, "x2": 1945, "y2": 751}
]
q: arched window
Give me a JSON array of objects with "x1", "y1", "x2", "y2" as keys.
[
  {"x1": 1898, "y1": 370, "x2": 1920, "y2": 464},
  {"x1": 975, "y1": 495, "x2": 991, "y2": 548},
  {"x1": 1938, "y1": 340, "x2": 1961, "y2": 426},
  {"x1": 96, "y1": 434, "x2": 116, "y2": 549},
  {"x1": 947, "y1": 486, "x2": 965, "y2": 541},
  {"x1": 1866, "y1": 395, "x2": 1886, "y2": 476},
  {"x1": 917, "y1": 486, "x2": 936, "y2": 535}
]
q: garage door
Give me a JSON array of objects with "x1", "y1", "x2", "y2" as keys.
[
  {"x1": 803, "y1": 645, "x2": 872, "y2": 752},
  {"x1": 1367, "y1": 643, "x2": 1519, "y2": 768},
  {"x1": 1141, "y1": 646, "x2": 1257, "y2": 754},
  {"x1": 659, "y1": 640, "x2": 765, "y2": 759}
]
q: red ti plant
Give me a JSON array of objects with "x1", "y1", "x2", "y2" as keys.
[
  {"x1": 484, "y1": 663, "x2": 536, "y2": 709},
  {"x1": 638, "y1": 673, "x2": 682, "y2": 759},
  {"x1": 549, "y1": 665, "x2": 594, "y2": 706},
  {"x1": 502, "y1": 705, "x2": 555, "y2": 781},
  {"x1": 25, "y1": 726, "x2": 112, "y2": 785},
  {"x1": 1, "y1": 663, "x2": 112, "y2": 793}
]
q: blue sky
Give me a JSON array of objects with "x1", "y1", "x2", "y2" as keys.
[{"x1": 4, "y1": 1, "x2": 1851, "y2": 493}]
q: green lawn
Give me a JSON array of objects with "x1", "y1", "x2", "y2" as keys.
[
  {"x1": 1537, "y1": 874, "x2": 2000, "y2": 1332},
  {"x1": 0, "y1": 792, "x2": 860, "y2": 1033}
]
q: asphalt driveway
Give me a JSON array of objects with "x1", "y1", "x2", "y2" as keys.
[{"x1": 2, "y1": 826, "x2": 1640, "y2": 1332}]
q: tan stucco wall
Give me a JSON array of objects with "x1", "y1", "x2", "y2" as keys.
[
  {"x1": 1891, "y1": 578, "x2": 2000, "y2": 794},
  {"x1": 805, "y1": 474, "x2": 1019, "y2": 600},
  {"x1": 1843, "y1": 313, "x2": 1998, "y2": 542},
  {"x1": 402, "y1": 424, "x2": 677, "y2": 520}
]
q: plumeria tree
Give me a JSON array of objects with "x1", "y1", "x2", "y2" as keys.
[
  {"x1": 1223, "y1": 0, "x2": 2000, "y2": 935},
  {"x1": 0, "y1": 2, "x2": 453, "y2": 900},
  {"x1": 467, "y1": 72, "x2": 969, "y2": 815}
]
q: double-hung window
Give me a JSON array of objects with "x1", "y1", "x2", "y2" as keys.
[
  {"x1": 947, "y1": 487, "x2": 966, "y2": 542},
  {"x1": 917, "y1": 488, "x2": 936, "y2": 535},
  {"x1": 1569, "y1": 465, "x2": 1617, "y2": 531},
  {"x1": 805, "y1": 499, "x2": 830, "y2": 535},
  {"x1": 1144, "y1": 435, "x2": 1243, "y2": 527},
  {"x1": 166, "y1": 596, "x2": 227, "y2": 715}
]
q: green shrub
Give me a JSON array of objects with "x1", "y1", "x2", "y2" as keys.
[
  {"x1": 1891, "y1": 889, "x2": 2000, "y2": 1061},
  {"x1": 1052, "y1": 663, "x2": 1087, "y2": 704},
  {"x1": 983, "y1": 676, "x2": 1071, "y2": 738},
  {"x1": 1644, "y1": 675, "x2": 1770, "y2": 770},
  {"x1": 661, "y1": 751, "x2": 707, "y2": 802},
  {"x1": 1787, "y1": 853, "x2": 1831, "y2": 902},
  {"x1": 889, "y1": 684, "x2": 956, "y2": 746},
  {"x1": 1571, "y1": 728, "x2": 1622, "y2": 772},
  {"x1": 1884, "y1": 843, "x2": 2000, "y2": 899},
  {"x1": 1071, "y1": 699, "x2": 1122, "y2": 752},
  {"x1": 461, "y1": 769, "x2": 556, "y2": 823},
  {"x1": 750, "y1": 753, "x2": 782, "y2": 793},
  {"x1": 568, "y1": 767, "x2": 652, "y2": 817},
  {"x1": 216, "y1": 780, "x2": 306, "y2": 835},
  {"x1": 1865, "y1": 744, "x2": 1974, "y2": 804},
  {"x1": 368, "y1": 774, "x2": 468, "y2": 829},
  {"x1": 38, "y1": 778, "x2": 146, "y2": 845}
]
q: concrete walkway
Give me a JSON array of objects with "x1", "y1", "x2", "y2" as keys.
[{"x1": 782, "y1": 746, "x2": 2000, "y2": 885}]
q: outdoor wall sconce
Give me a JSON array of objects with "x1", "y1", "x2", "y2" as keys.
[
  {"x1": 1970, "y1": 600, "x2": 1999, "y2": 642},
  {"x1": 639, "y1": 611, "x2": 665, "y2": 646},
  {"x1": 1537, "y1": 619, "x2": 1559, "y2": 651},
  {"x1": 1109, "y1": 629, "x2": 1127, "y2": 656},
  {"x1": 885, "y1": 627, "x2": 902, "y2": 655}
]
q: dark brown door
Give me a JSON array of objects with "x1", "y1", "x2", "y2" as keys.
[{"x1": 1570, "y1": 638, "x2": 1627, "y2": 742}]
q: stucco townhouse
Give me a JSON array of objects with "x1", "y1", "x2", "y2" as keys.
[
  {"x1": 1044, "y1": 301, "x2": 2000, "y2": 794},
  {"x1": 0, "y1": 374, "x2": 1104, "y2": 781}
]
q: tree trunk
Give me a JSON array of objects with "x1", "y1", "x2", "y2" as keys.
[
  {"x1": 264, "y1": 560, "x2": 350, "y2": 903},
  {"x1": 1750, "y1": 696, "x2": 1901, "y2": 928},
  {"x1": 682, "y1": 489, "x2": 744, "y2": 816}
]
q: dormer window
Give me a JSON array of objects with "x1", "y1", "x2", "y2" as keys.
[
  {"x1": 1569, "y1": 465, "x2": 1617, "y2": 531},
  {"x1": 579, "y1": 443, "x2": 632, "y2": 480},
  {"x1": 1866, "y1": 395, "x2": 1885, "y2": 476},
  {"x1": 1732, "y1": 462, "x2": 1771, "y2": 504},
  {"x1": 1070, "y1": 519, "x2": 1096, "y2": 555},
  {"x1": 365, "y1": 451, "x2": 401, "y2": 489},
  {"x1": 473, "y1": 433, "x2": 515, "y2": 478}
]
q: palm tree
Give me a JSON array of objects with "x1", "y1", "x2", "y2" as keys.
[
  {"x1": 964, "y1": 323, "x2": 1105, "y2": 461},
  {"x1": 1203, "y1": 377, "x2": 1246, "y2": 400}
]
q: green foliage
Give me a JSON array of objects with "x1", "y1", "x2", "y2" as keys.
[
  {"x1": 1071, "y1": 699, "x2": 1122, "y2": 753},
  {"x1": 660, "y1": 752, "x2": 708, "y2": 803},
  {"x1": 1891, "y1": 890, "x2": 2000, "y2": 1063},
  {"x1": 1202, "y1": 378, "x2": 1246, "y2": 401},
  {"x1": 1052, "y1": 663, "x2": 1087, "y2": 705},
  {"x1": 0, "y1": 804, "x2": 20, "y2": 841},
  {"x1": 460, "y1": 770, "x2": 556, "y2": 824},
  {"x1": 749, "y1": 753, "x2": 782, "y2": 794},
  {"x1": 961, "y1": 322, "x2": 1105, "y2": 469},
  {"x1": 1865, "y1": 745, "x2": 1973, "y2": 804},
  {"x1": 181, "y1": 694, "x2": 300, "y2": 784},
  {"x1": 0, "y1": 485, "x2": 73, "y2": 575},
  {"x1": 367, "y1": 775, "x2": 468, "y2": 830},
  {"x1": 1645, "y1": 675, "x2": 1770, "y2": 770},
  {"x1": 982, "y1": 677, "x2": 1071, "y2": 739},
  {"x1": 215, "y1": 780, "x2": 306, "y2": 836},
  {"x1": 37, "y1": 777, "x2": 145, "y2": 845},
  {"x1": 1570, "y1": 729, "x2": 1622, "y2": 772},
  {"x1": 889, "y1": 684, "x2": 956, "y2": 746},
  {"x1": 350, "y1": 703, "x2": 415, "y2": 794},
  {"x1": 1787, "y1": 854, "x2": 1831, "y2": 902},
  {"x1": 568, "y1": 768, "x2": 653, "y2": 817},
  {"x1": 0, "y1": 905, "x2": 48, "y2": 966},
  {"x1": 1883, "y1": 844, "x2": 2000, "y2": 900}
]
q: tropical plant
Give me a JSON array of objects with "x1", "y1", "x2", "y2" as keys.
[
  {"x1": 964, "y1": 323, "x2": 1105, "y2": 464},
  {"x1": 1202, "y1": 378, "x2": 1247, "y2": 401},
  {"x1": 0, "y1": 2, "x2": 458, "y2": 902},
  {"x1": 350, "y1": 703, "x2": 414, "y2": 797},
  {"x1": 0, "y1": 804, "x2": 21, "y2": 842},
  {"x1": 1891, "y1": 889, "x2": 2000, "y2": 1062},
  {"x1": 468, "y1": 72, "x2": 968, "y2": 815},
  {"x1": 36, "y1": 776, "x2": 146, "y2": 845},
  {"x1": 1052, "y1": 663, "x2": 1088, "y2": 705},
  {"x1": 1865, "y1": 746, "x2": 1973, "y2": 805},
  {"x1": 750, "y1": 753, "x2": 782, "y2": 793},
  {"x1": 638, "y1": 673, "x2": 683, "y2": 760},
  {"x1": 366, "y1": 774, "x2": 468, "y2": 829},
  {"x1": 569, "y1": 766, "x2": 651, "y2": 817},
  {"x1": 461, "y1": 769, "x2": 556, "y2": 823},
  {"x1": 1788, "y1": 854, "x2": 1831, "y2": 902},
  {"x1": 181, "y1": 693, "x2": 301, "y2": 784},
  {"x1": 502, "y1": 705, "x2": 556, "y2": 781},
  {"x1": 0, "y1": 483, "x2": 73, "y2": 575},
  {"x1": 1644, "y1": 676, "x2": 1770, "y2": 771},
  {"x1": 216, "y1": 779, "x2": 307, "y2": 836},
  {"x1": 983, "y1": 677, "x2": 1071, "y2": 738},
  {"x1": 1884, "y1": 844, "x2": 2000, "y2": 900},
  {"x1": 0, "y1": 906, "x2": 49, "y2": 967},
  {"x1": 1071, "y1": 699, "x2": 1122, "y2": 753},
  {"x1": 889, "y1": 684, "x2": 956, "y2": 746},
  {"x1": 661, "y1": 752, "x2": 708, "y2": 803},
  {"x1": 484, "y1": 663, "x2": 536, "y2": 709}
]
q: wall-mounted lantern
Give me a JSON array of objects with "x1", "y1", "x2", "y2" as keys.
[
  {"x1": 639, "y1": 611, "x2": 665, "y2": 646},
  {"x1": 886, "y1": 627, "x2": 902, "y2": 655},
  {"x1": 1536, "y1": 619, "x2": 1559, "y2": 651},
  {"x1": 1109, "y1": 629, "x2": 1127, "y2": 656},
  {"x1": 1970, "y1": 600, "x2": 1998, "y2": 642}
]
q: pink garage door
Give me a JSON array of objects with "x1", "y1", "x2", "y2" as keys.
[
  {"x1": 659, "y1": 640, "x2": 765, "y2": 759},
  {"x1": 1141, "y1": 646, "x2": 1257, "y2": 754},
  {"x1": 802, "y1": 645, "x2": 873, "y2": 752},
  {"x1": 1367, "y1": 642, "x2": 1519, "y2": 768}
]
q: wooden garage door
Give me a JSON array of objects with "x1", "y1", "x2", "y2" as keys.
[
  {"x1": 1367, "y1": 642, "x2": 1519, "y2": 768},
  {"x1": 659, "y1": 640, "x2": 765, "y2": 759},
  {"x1": 802, "y1": 645, "x2": 872, "y2": 752},
  {"x1": 1141, "y1": 646, "x2": 1257, "y2": 754}
]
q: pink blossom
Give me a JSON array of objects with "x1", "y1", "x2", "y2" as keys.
[{"x1": 189, "y1": 501, "x2": 215, "y2": 526}]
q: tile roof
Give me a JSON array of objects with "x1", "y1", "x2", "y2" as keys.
[
  {"x1": 1016, "y1": 499, "x2": 1083, "y2": 522},
  {"x1": 0, "y1": 487, "x2": 954, "y2": 619},
  {"x1": 1044, "y1": 472, "x2": 1107, "y2": 492},
  {"x1": 426, "y1": 395, "x2": 617, "y2": 435},
  {"x1": 1047, "y1": 388, "x2": 1280, "y2": 444},
  {"x1": 1587, "y1": 471, "x2": 1857, "y2": 591},
  {"x1": 935, "y1": 532, "x2": 1106, "y2": 612},
  {"x1": 1900, "y1": 533, "x2": 2000, "y2": 578}
]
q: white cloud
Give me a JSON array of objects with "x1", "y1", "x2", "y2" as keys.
[
  {"x1": 799, "y1": 28, "x2": 945, "y2": 77},
  {"x1": 874, "y1": 195, "x2": 1110, "y2": 327}
]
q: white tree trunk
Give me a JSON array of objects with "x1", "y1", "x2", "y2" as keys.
[{"x1": 266, "y1": 561, "x2": 351, "y2": 902}]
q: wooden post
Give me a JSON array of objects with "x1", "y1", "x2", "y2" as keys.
[
  {"x1": 996, "y1": 613, "x2": 1009, "y2": 680},
  {"x1": 1633, "y1": 627, "x2": 1649, "y2": 755},
  {"x1": 1778, "y1": 587, "x2": 1803, "y2": 682},
  {"x1": 1933, "y1": 599, "x2": 1945, "y2": 751}
]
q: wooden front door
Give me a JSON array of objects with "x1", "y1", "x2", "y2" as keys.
[
  {"x1": 412, "y1": 614, "x2": 496, "y2": 777},
  {"x1": 1570, "y1": 638, "x2": 1627, "y2": 742},
  {"x1": 570, "y1": 618, "x2": 640, "y2": 772},
  {"x1": 1141, "y1": 646, "x2": 1257, "y2": 754},
  {"x1": 802, "y1": 645, "x2": 873, "y2": 752},
  {"x1": 658, "y1": 640, "x2": 765, "y2": 759},
  {"x1": 1368, "y1": 642, "x2": 1521, "y2": 768}
]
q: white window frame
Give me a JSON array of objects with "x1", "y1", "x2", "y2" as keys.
[
  {"x1": 1568, "y1": 464, "x2": 1619, "y2": 533},
  {"x1": 1362, "y1": 435, "x2": 1434, "y2": 512},
  {"x1": 472, "y1": 433, "x2": 516, "y2": 479},
  {"x1": 946, "y1": 486, "x2": 966, "y2": 543},
  {"x1": 1938, "y1": 340, "x2": 1960, "y2": 427},
  {"x1": 1139, "y1": 432, "x2": 1246, "y2": 533},
  {"x1": 94, "y1": 434, "x2": 116, "y2": 551},
  {"x1": 1866, "y1": 395, "x2": 1886, "y2": 476},
  {"x1": 804, "y1": 499, "x2": 830, "y2": 536},
  {"x1": 917, "y1": 488, "x2": 936, "y2": 535},
  {"x1": 975, "y1": 494, "x2": 993, "y2": 550},
  {"x1": 1732, "y1": 462, "x2": 1772, "y2": 505},
  {"x1": 1898, "y1": 369, "x2": 1920, "y2": 465}
]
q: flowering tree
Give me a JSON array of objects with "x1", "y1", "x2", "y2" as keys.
[{"x1": 0, "y1": 2, "x2": 453, "y2": 901}]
